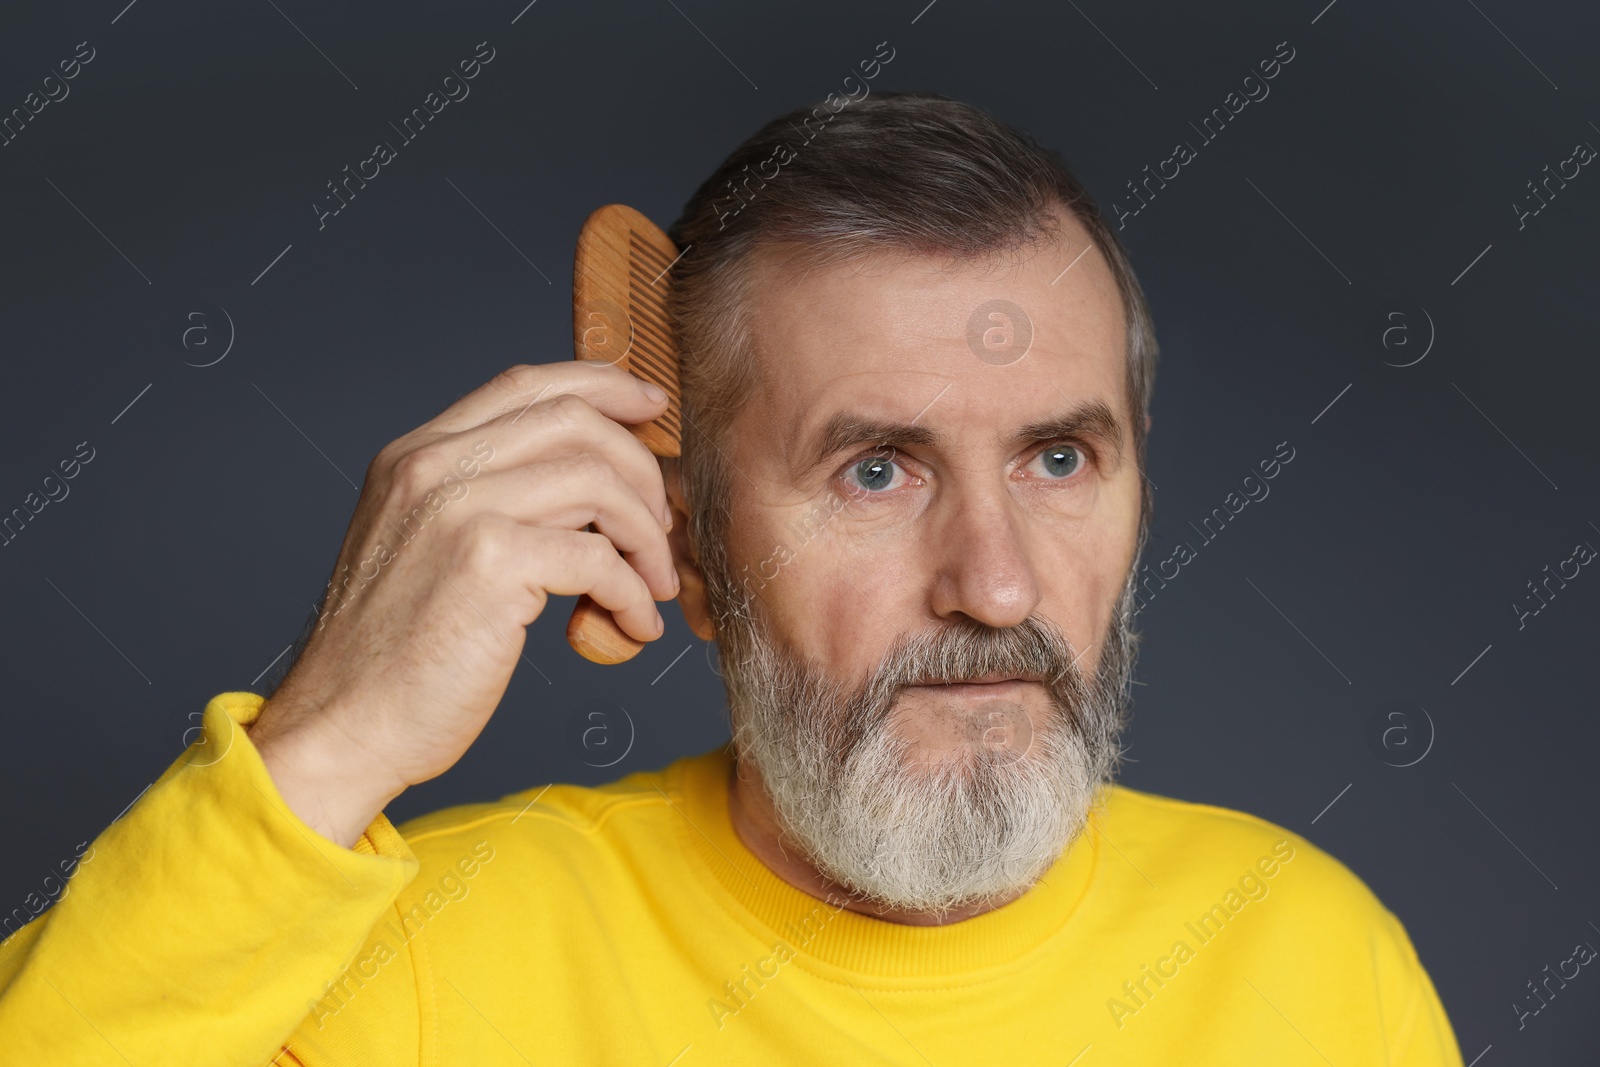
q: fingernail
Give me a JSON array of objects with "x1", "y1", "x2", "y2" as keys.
[
  {"x1": 655, "y1": 608, "x2": 666, "y2": 633},
  {"x1": 641, "y1": 381, "x2": 667, "y2": 403}
]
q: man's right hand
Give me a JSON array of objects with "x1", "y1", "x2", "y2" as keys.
[{"x1": 247, "y1": 361, "x2": 680, "y2": 848}]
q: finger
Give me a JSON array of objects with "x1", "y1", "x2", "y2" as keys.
[
  {"x1": 424, "y1": 360, "x2": 668, "y2": 436},
  {"x1": 401, "y1": 392, "x2": 675, "y2": 531},
  {"x1": 514, "y1": 526, "x2": 664, "y2": 643},
  {"x1": 426, "y1": 457, "x2": 678, "y2": 601}
]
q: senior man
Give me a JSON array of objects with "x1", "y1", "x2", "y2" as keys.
[{"x1": 0, "y1": 91, "x2": 1462, "y2": 1065}]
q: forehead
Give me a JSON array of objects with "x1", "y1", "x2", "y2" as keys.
[{"x1": 734, "y1": 207, "x2": 1129, "y2": 458}]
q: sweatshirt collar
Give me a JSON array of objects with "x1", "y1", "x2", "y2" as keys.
[{"x1": 672, "y1": 745, "x2": 1103, "y2": 980}]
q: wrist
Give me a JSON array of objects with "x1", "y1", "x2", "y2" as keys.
[{"x1": 250, "y1": 707, "x2": 406, "y2": 849}]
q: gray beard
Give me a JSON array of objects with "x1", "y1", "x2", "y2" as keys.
[{"x1": 709, "y1": 563, "x2": 1140, "y2": 918}]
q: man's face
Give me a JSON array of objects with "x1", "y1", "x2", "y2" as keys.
[
  {"x1": 702, "y1": 205, "x2": 1145, "y2": 913},
  {"x1": 727, "y1": 206, "x2": 1140, "y2": 736}
]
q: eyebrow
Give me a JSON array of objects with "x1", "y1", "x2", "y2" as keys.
[{"x1": 794, "y1": 398, "x2": 1127, "y2": 480}]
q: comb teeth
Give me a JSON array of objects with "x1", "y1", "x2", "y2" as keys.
[
  {"x1": 630, "y1": 231, "x2": 674, "y2": 276},
  {"x1": 627, "y1": 230, "x2": 682, "y2": 441}
]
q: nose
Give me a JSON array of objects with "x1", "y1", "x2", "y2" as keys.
[{"x1": 925, "y1": 480, "x2": 1043, "y2": 630}]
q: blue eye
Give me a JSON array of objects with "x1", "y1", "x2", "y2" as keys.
[
  {"x1": 1033, "y1": 444, "x2": 1084, "y2": 479},
  {"x1": 848, "y1": 454, "x2": 904, "y2": 493},
  {"x1": 839, "y1": 442, "x2": 1088, "y2": 497}
]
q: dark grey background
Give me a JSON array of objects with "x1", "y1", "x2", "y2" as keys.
[{"x1": 2, "y1": 0, "x2": 1596, "y2": 1060}]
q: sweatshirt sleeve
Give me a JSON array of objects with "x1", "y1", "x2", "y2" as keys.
[{"x1": 0, "y1": 691, "x2": 421, "y2": 1066}]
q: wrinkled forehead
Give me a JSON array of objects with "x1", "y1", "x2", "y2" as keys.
[{"x1": 730, "y1": 214, "x2": 1131, "y2": 480}]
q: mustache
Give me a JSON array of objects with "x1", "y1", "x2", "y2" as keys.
[
  {"x1": 823, "y1": 615, "x2": 1097, "y2": 756},
  {"x1": 875, "y1": 615, "x2": 1088, "y2": 695},
  {"x1": 896, "y1": 625, "x2": 1088, "y2": 689}
]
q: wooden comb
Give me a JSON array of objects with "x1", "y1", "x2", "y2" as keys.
[{"x1": 566, "y1": 204, "x2": 684, "y2": 664}]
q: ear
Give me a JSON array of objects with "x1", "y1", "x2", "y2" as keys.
[
  {"x1": 1145, "y1": 413, "x2": 1153, "y2": 433},
  {"x1": 661, "y1": 457, "x2": 715, "y2": 642}
]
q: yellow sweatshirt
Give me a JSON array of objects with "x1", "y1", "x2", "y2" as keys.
[{"x1": 0, "y1": 691, "x2": 1463, "y2": 1065}]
